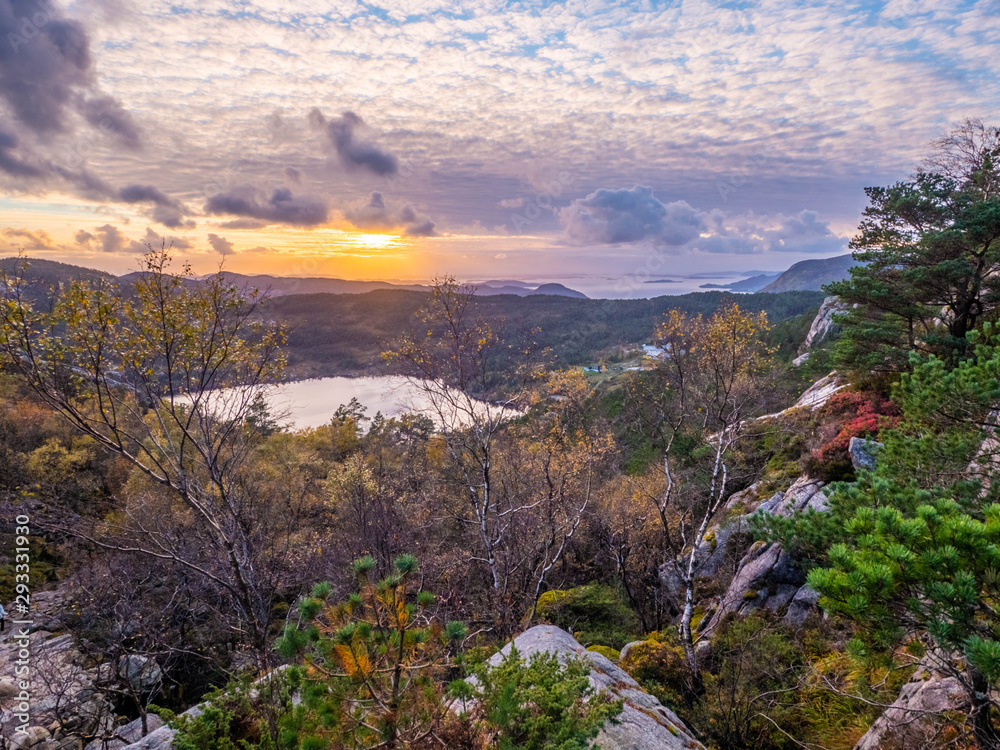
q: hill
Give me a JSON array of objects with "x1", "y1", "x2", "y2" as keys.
[
  {"x1": 760, "y1": 254, "x2": 856, "y2": 292},
  {"x1": 700, "y1": 273, "x2": 779, "y2": 292},
  {"x1": 269, "y1": 288, "x2": 826, "y2": 377}
]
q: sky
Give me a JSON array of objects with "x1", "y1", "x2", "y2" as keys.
[{"x1": 0, "y1": 0, "x2": 998, "y2": 297}]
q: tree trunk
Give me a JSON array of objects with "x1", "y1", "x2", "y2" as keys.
[{"x1": 969, "y1": 667, "x2": 1000, "y2": 750}]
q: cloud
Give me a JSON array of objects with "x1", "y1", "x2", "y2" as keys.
[
  {"x1": 0, "y1": 227, "x2": 59, "y2": 251},
  {"x1": 560, "y1": 185, "x2": 705, "y2": 246},
  {"x1": 688, "y1": 209, "x2": 847, "y2": 255},
  {"x1": 117, "y1": 183, "x2": 192, "y2": 228},
  {"x1": 0, "y1": 0, "x2": 137, "y2": 148},
  {"x1": 499, "y1": 198, "x2": 525, "y2": 208},
  {"x1": 79, "y1": 95, "x2": 141, "y2": 149},
  {"x1": 219, "y1": 218, "x2": 268, "y2": 230},
  {"x1": 283, "y1": 166, "x2": 301, "y2": 183},
  {"x1": 762, "y1": 210, "x2": 844, "y2": 253},
  {"x1": 311, "y1": 109, "x2": 398, "y2": 177},
  {"x1": 207, "y1": 233, "x2": 234, "y2": 255},
  {"x1": 343, "y1": 191, "x2": 437, "y2": 237},
  {"x1": 0, "y1": 129, "x2": 44, "y2": 177},
  {"x1": 204, "y1": 185, "x2": 329, "y2": 227},
  {"x1": 89, "y1": 224, "x2": 128, "y2": 253},
  {"x1": 137, "y1": 226, "x2": 192, "y2": 251}
]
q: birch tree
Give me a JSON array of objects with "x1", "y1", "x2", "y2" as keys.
[
  {"x1": 650, "y1": 303, "x2": 774, "y2": 691},
  {"x1": 0, "y1": 249, "x2": 287, "y2": 663}
]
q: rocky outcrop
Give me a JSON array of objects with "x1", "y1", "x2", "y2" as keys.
[
  {"x1": 0, "y1": 588, "x2": 117, "y2": 750},
  {"x1": 800, "y1": 296, "x2": 844, "y2": 353},
  {"x1": 854, "y1": 662, "x2": 967, "y2": 750},
  {"x1": 676, "y1": 477, "x2": 828, "y2": 634},
  {"x1": 484, "y1": 625, "x2": 704, "y2": 750},
  {"x1": 849, "y1": 437, "x2": 882, "y2": 472}
]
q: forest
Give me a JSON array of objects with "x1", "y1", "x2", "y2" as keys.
[{"x1": 0, "y1": 119, "x2": 999, "y2": 750}]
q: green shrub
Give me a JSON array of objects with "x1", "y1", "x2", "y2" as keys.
[
  {"x1": 618, "y1": 633, "x2": 690, "y2": 709},
  {"x1": 456, "y1": 648, "x2": 623, "y2": 750},
  {"x1": 534, "y1": 584, "x2": 640, "y2": 649},
  {"x1": 586, "y1": 645, "x2": 620, "y2": 661}
]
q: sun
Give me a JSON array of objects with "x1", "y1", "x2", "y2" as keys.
[{"x1": 344, "y1": 232, "x2": 401, "y2": 250}]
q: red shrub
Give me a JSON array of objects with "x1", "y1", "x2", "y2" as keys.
[{"x1": 813, "y1": 391, "x2": 899, "y2": 464}]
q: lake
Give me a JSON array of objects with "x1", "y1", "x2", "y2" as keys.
[{"x1": 258, "y1": 376, "x2": 507, "y2": 431}]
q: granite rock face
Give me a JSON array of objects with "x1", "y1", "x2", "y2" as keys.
[
  {"x1": 800, "y1": 296, "x2": 845, "y2": 352},
  {"x1": 853, "y1": 662, "x2": 967, "y2": 750},
  {"x1": 485, "y1": 626, "x2": 704, "y2": 750},
  {"x1": 664, "y1": 476, "x2": 829, "y2": 634}
]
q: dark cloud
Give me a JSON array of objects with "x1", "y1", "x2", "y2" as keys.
[
  {"x1": 207, "y1": 233, "x2": 234, "y2": 255},
  {"x1": 117, "y1": 183, "x2": 192, "y2": 227},
  {"x1": 311, "y1": 109, "x2": 398, "y2": 176},
  {"x1": 0, "y1": 128, "x2": 43, "y2": 176},
  {"x1": 283, "y1": 166, "x2": 301, "y2": 183},
  {"x1": 74, "y1": 229, "x2": 94, "y2": 244},
  {"x1": 0, "y1": 1, "x2": 137, "y2": 148},
  {"x1": 79, "y1": 95, "x2": 141, "y2": 149},
  {"x1": 560, "y1": 186, "x2": 704, "y2": 245},
  {"x1": 344, "y1": 191, "x2": 437, "y2": 237},
  {"x1": 91, "y1": 223, "x2": 128, "y2": 253},
  {"x1": 204, "y1": 185, "x2": 329, "y2": 227}
]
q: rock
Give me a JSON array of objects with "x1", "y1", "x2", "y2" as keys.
[
  {"x1": 800, "y1": 296, "x2": 845, "y2": 352},
  {"x1": 0, "y1": 676, "x2": 19, "y2": 698},
  {"x1": 85, "y1": 714, "x2": 163, "y2": 750},
  {"x1": 792, "y1": 372, "x2": 846, "y2": 411},
  {"x1": 848, "y1": 437, "x2": 882, "y2": 472},
  {"x1": 854, "y1": 663, "x2": 967, "y2": 750},
  {"x1": 699, "y1": 477, "x2": 827, "y2": 633},
  {"x1": 618, "y1": 640, "x2": 646, "y2": 663},
  {"x1": 118, "y1": 656, "x2": 162, "y2": 693},
  {"x1": 481, "y1": 626, "x2": 704, "y2": 750},
  {"x1": 783, "y1": 586, "x2": 821, "y2": 627},
  {"x1": 12, "y1": 726, "x2": 50, "y2": 748},
  {"x1": 791, "y1": 351, "x2": 810, "y2": 367}
]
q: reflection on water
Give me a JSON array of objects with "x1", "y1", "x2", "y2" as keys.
[
  {"x1": 255, "y1": 376, "x2": 427, "y2": 430},
  {"x1": 261, "y1": 376, "x2": 506, "y2": 431}
]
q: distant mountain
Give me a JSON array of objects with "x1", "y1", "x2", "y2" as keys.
[
  {"x1": 2, "y1": 260, "x2": 588, "y2": 300},
  {"x1": 700, "y1": 273, "x2": 779, "y2": 293},
  {"x1": 529, "y1": 283, "x2": 588, "y2": 299},
  {"x1": 760, "y1": 254, "x2": 857, "y2": 293}
]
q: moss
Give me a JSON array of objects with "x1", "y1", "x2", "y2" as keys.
[
  {"x1": 535, "y1": 584, "x2": 641, "y2": 650},
  {"x1": 705, "y1": 529, "x2": 717, "y2": 553},
  {"x1": 743, "y1": 589, "x2": 760, "y2": 601},
  {"x1": 587, "y1": 645, "x2": 621, "y2": 661}
]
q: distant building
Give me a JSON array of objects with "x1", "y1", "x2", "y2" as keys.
[{"x1": 642, "y1": 344, "x2": 667, "y2": 359}]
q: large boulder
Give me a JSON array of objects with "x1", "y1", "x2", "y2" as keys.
[
  {"x1": 848, "y1": 437, "x2": 882, "y2": 472},
  {"x1": 854, "y1": 662, "x2": 967, "y2": 750},
  {"x1": 483, "y1": 625, "x2": 704, "y2": 750}
]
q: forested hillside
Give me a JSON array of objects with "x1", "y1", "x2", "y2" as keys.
[{"x1": 270, "y1": 288, "x2": 826, "y2": 376}]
